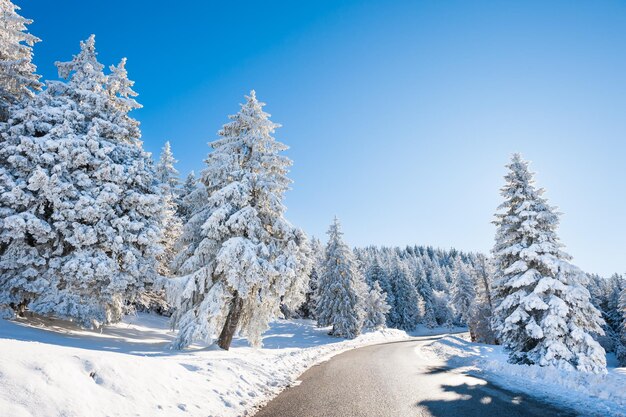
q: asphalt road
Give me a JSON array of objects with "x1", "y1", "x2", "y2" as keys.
[{"x1": 254, "y1": 334, "x2": 581, "y2": 417}]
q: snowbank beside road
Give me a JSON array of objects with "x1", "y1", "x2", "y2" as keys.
[
  {"x1": 0, "y1": 314, "x2": 409, "y2": 417},
  {"x1": 419, "y1": 335, "x2": 626, "y2": 417}
]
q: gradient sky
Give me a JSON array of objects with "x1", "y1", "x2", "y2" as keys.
[{"x1": 20, "y1": 0, "x2": 626, "y2": 275}]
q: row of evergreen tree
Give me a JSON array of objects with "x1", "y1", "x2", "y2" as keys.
[
  {"x1": 0, "y1": 1, "x2": 624, "y2": 373},
  {"x1": 0, "y1": 2, "x2": 310, "y2": 352},
  {"x1": 292, "y1": 154, "x2": 626, "y2": 374},
  {"x1": 587, "y1": 273, "x2": 626, "y2": 365},
  {"x1": 292, "y1": 229, "x2": 491, "y2": 336}
]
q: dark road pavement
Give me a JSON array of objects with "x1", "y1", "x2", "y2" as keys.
[{"x1": 254, "y1": 334, "x2": 582, "y2": 417}]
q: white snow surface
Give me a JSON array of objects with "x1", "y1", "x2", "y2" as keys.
[
  {"x1": 419, "y1": 334, "x2": 626, "y2": 417},
  {"x1": 0, "y1": 313, "x2": 410, "y2": 417}
]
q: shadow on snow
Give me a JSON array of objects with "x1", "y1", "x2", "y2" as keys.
[{"x1": 0, "y1": 314, "x2": 341, "y2": 357}]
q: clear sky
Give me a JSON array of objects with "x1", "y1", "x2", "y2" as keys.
[{"x1": 20, "y1": 0, "x2": 626, "y2": 276}]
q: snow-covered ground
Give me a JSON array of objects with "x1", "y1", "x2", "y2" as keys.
[
  {"x1": 418, "y1": 334, "x2": 626, "y2": 417},
  {"x1": 0, "y1": 313, "x2": 410, "y2": 417}
]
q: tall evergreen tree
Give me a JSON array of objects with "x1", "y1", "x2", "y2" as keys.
[
  {"x1": 365, "y1": 259, "x2": 395, "y2": 326},
  {"x1": 0, "y1": 0, "x2": 41, "y2": 121},
  {"x1": 451, "y1": 258, "x2": 476, "y2": 326},
  {"x1": 0, "y1": 36, "x2": 162, "y2": 326},
  {"x1": 154, "y1": 141, "x2": 182, "y2": 275},
  {"x1": 432, "y1": 290, "x2": 455, "y2": 327},
  {"x1": 414, "y1": 262, "x2": 437, "y2": 328},
  {"x1": 156, "y1": 192, "x2": 182, "y2": 276},
  {"x1": 363, "y1": 280, "x2": 390, "y2": 331},
  {"x1": 588, "y1": 273, "x2": 625, "y2": 363},
  {"x1": 428, "y1": 264, "x2": 447, "y2": 292},
  {"x1": 468, "y1": 254, "x2": 498, "y2": 343},
  {"x1": 388, "y1": 261, "x2": 420, "y2": 331},
  {"x1": 492, "y1": 153, "x2": 606, "y2": 373},
  {"x1": 618, "y1": 287, "x2": 626, "y2": 365},
  {"x1": 168, "y1": 91, "x2": 310, "y2": 350},
  {"x1": 297, "y1": 236, "x2": 324, "y2": 319},
  {"x1": 316, "y1": 218, "x2": 365, "y2": 338},
  {"x1": 177, "y1": 170, "x2": 197, "y2": 220},
  {"x1": 155, "y1": 141, "x2": 180, "y2": 191}
]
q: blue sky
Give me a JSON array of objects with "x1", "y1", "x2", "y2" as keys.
[{"x1": 21, "y1": 0, "x2": 626, "y2": 275}]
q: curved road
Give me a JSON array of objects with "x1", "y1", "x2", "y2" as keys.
[{"x1": 254, "y1": 334, "x2": 580, "y2": 417}]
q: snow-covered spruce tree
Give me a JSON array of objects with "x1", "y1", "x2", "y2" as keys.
[
  {"x1": 154, "y1": 141, "x2": 182, "y2": 275},
  {"x1": 0, "y1": 0, "x2": 41, "y2": 121},
  {"x1": 316, "y1": 218, "x2": 365, "y2": 338},
  {"x1": 414, "y1": 263, "x2": 437, "y2": 328},
  {"x1": 468, "y1": 254, "x2": 497, "y2": 344},
  {"x1": 492, "y1": 153, "x2": 606, "y2": 373},
  {"x1": 451, "y1": 258, "x2": 476, "y2": 327},
  {"x1": 155, "y1": 190, "x2": 182, "y2": 276},
  {"x1": 296, "y1": 236, "x2": 324, "y2": 319},
  {"x1": 388, "y1": 261, "x2": 420, "y2": 331},
  {"x1": 167, "y1": 91, "x2": 311, "y2": 350},
  {"x1": 169, "y1": 175, "x2": 208, "y2": 277},
  {"x1": 365, "y1": 259, "x2": 395, "y2": 326},
  {"x1": 584, "y1": 273, "x2": 625, "y2": 358},
  {"x1": 363, "y1": 280, "x2": 390, "y2": 331},
  {"x1": 619, "y1": 287, "x2": 626, "y2": 365},
  {"x1": 428, "y1": 263, "x2": 447, "y2": 292},
  {"x1": 177, "y1": 170, "x2": 197, "y2": 221},
  {"x1": 0, "y1": 35, "x2": 163, "y2": 326},
  {"x1": 155, "y1": 141, "x2": 180, "y2": 191},
  {"x1": 432, "y1": 290, "x2": 455, "y2": 326}
]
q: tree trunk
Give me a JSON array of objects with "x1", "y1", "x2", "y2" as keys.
[
  {"x1": 0, "y1": 105, "x2": 8, "y2": 124},
  {"x1": 217, "y1": 293, "x2": 244, "y2": 350},
  {"x1": 11, "y1": 299, "x2": 28, "y2": 317},
  {"x1": 469, "y1": 325, "x2": 476, "y2": 342}
]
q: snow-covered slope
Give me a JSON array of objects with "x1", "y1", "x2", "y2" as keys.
[
  {"x1": 418, "y1": 334, "x2": 626, "y2": 417},
  {"x1": 0, "y1": 314, "x2": 409, "y2": 417}
]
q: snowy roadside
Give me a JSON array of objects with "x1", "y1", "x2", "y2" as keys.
[
  {"x1": 0, "y1": 313, "x2": 411, "y2": 417},
  {"x1": 417, "y1": 334, "x2": 626, "y2": 417}
]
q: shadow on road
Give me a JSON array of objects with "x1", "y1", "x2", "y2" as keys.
[
  {"x1": 411, "y1": 338, "x2": 582, "y2": 417},
  {"x1": 415, "y1": 380, "x2": 580, "y2": 417}
]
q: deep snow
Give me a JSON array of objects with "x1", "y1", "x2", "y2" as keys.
[
  {"x1": 418, "y1": 334, "x2": 626, "y2": 417},
  {"x1": 0, "y1": 313, "x2": 409, "y2": 417}
]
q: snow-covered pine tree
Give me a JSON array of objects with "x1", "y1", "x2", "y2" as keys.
[
  {"x1": 156, "y1": 191, "x2": 181, "y2": 276},
  {"x1": 136, "y1": 174, "x2": 180, "y2": 315},
  {"x1": 451, "y1": 258, "x2": 476, "y2": 326},
  {"x1": 388, "y1": 261, "x2": 420, "y2": 331},
  {"x1": 492, "y1": 153, "x2": 606, "y2": 373},
  {"x1": 363, "y1": 280, "x2": 390, "y2": 331},
  {"x1": 154, "y1": 141, "x2": 182, "y2": 275},
  {"x1": 473, "y1": 254, "x2": 495, "y2": 314},
  {"x1": 0, "y1": 0, "x2": 41, "y2": 121},
  {"x1": 155, "y1": 141, "x2": 180, "y2": 191},
  {"x1": 0, "y1": 35, "x2": 163, "y2": 326},
  {"x1": 365, "y1": 258, "x2": 395, "y2": 326},
  {"x1": 432, "y1": 290, "x2": 455, "y2": 327},
  {"x1": 428, "y1": 263, "x2": 447, "y2": 292},
  {"x1": 167, "y1": 91, "x2": 311, "y2": 350},
  {"x1": 177, "y1": 171, "x2": 197, "y2": 220},
  {"x1": 414, "y1": 262, "x2": 437, "y2": 328},
  {"x1": 468, "y1": 254, "x2": 498, "y2": 344},
  {"x1": 169, "y1": 174, "x2": 208, "y2": 277},
  {"x1": 316, "y1": 218, "x2": 365, "y2": 338},
  {"x1": 619, "y1": 287, "x2": 626, "y2": 365},
  {"x1": 297, "y1": 236, "x2": 324, "y2": 319}
]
